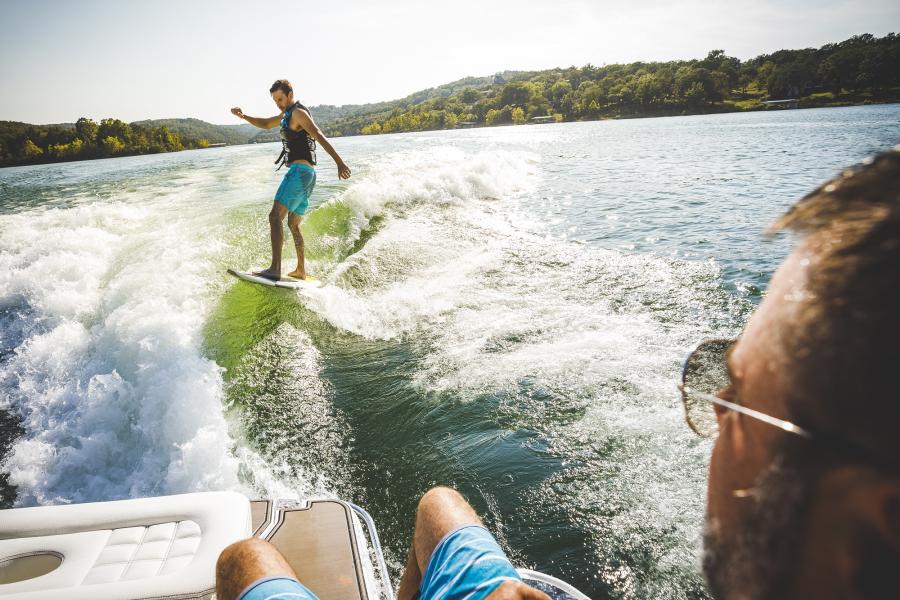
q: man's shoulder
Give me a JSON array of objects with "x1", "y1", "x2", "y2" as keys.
[
  {"x1": 290, "y1": 106, "x2": 312, "y2": 127},
  {"x1": 291, "y1": 104, "x2": 312, "y2": 118}
]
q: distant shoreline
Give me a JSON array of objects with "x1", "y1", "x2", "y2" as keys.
[
  {"x1": 0, "y1": 143, "x2": 248, "y2": 170},
  {"x1": 320, "y1": 34, "x2": 900, "y2": 138},
  {"x1": 5, "y1": 28, "x2": 899, "y2": 168},
  {"x1": 4, "y1": 100, "x2": 898, "y2": 170}
]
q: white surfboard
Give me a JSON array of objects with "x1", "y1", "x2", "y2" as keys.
[{"x1": 227, "y1": 268, "x2": 323, "y2": 289}]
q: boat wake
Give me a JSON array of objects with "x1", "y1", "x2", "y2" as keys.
[{"x1": 0, "y1": 180, "x2": 293, "y2": 506}]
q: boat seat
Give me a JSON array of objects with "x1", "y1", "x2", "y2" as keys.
[{"x1": 0, "y1": 491, "x2": 251, "y2": 600}]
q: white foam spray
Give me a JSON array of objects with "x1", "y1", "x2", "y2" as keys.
[{"x1": 0, "y1": 167, "x2": 299, "y2": 505}]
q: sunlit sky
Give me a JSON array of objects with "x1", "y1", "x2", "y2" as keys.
[{"x1": 1, "y1": 0, "x2": 897, "y2": 125}]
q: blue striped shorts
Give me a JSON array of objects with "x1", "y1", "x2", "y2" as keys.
[
  {"x1": 418, "y1": 525, "x2": 521, "y2": 600},
  {"x1": 274, "y1": 163, "x2": 316, "y2": 216},
  {"x1": 236, "y1": 576, "x2": 316, "y2": 600}
]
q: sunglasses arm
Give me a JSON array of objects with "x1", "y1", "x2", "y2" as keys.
[{"x1": 679, "y1": 385, "x2": 813, "y2": 439}]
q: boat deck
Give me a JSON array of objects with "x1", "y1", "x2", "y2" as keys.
[{"x1": 252, "y1": 500, "x2": 371, "y2": 600}]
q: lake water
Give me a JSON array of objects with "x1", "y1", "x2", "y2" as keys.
[{"x1": 1, "y1": 105, "x2": 898, "y2": 599}]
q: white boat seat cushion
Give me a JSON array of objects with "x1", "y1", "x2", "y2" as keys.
[
  {"x1": 0, "y1": 491, "x2": 251, "y2": 600},
  {"x1": 82, "y1": 520, "x2": 202, "y2": 584}
]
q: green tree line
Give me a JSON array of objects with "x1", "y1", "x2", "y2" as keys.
[
  {"x1": 322, "y1": 33, "x2": 899, "y2": 136},
  {"x1": 2, "y1": 33, "x2": 896, "y2": 164},
  {"x1": 131, "y1": 118, "x2": 254, "y2": 146},
  {"x1": 0, "y1": 117, "x2": 211, "y2": 167}
]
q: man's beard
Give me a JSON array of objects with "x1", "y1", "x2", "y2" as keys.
[{"x1": 702, "y1": 455, "x2": 813, "y2": 600}]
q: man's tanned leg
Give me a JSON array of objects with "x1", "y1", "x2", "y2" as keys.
[
  {"x1": 216, "y1": 538, "x2": 298, "y2": 600},
  {"x1": 397, "y1": 487, "x2": 482, "y2": 600},
  {"x1": 256, "y1": 202, "x2": 288, "y2": 279},
  {"x1": 286, "y1": 212, "x2": 305, "y2": 279},
  {"x1": 396, "y1": 487, "x2": 549, "y2": 600}
]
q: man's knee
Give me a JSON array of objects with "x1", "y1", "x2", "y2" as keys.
[
  {"x1": 269, "y1": 209, "x2": 284, "y2": 226},
  {"x1": 415, "y1": 486, "x2": 481, "y2": 534},
  {"x1": 217, "y1": 537, "x2": 269, "y2": 574},
  {"x1": 410, "y1": 487, "x2": 483, "y2": 573},
  {"x1": 417, "y1": 486, "x2": 467, "y2": 519},
  {"x1": 216, "y1": 538, "x2": 295, "y2": 600}
]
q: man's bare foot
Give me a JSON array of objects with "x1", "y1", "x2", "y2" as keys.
[
  {"x1": 252, "y1": 268, "x2": 281, "y2": 281},
  {"x1": 286, "y1": 268, "x2": 306, "y2": 280}
]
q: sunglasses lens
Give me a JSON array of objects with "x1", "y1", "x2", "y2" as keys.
[{"x1": 682, "y1": 339, "x2": 733, "y2": 437}]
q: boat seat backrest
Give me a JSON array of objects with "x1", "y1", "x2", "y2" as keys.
[{"x1": 0, "y1": 491, "x2": 251, "y2": 600}]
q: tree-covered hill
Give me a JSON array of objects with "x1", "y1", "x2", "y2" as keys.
[
  {"x1": 324, "y1": 33, "x2": 900, "y2": 136},
  {"x1": 246, "y1": 72, "x2": 523, "y2": 142},
  {"x1": 132, "y1": 118, "x2": 257, "y2": 146},
  {"x1": 0, "y1": 118, "x2": 265, "y2": 167},
  {"x1": 2, "y1": 33, "x2": 896, "y2": 167},
  {"x1": 0, "y1": 117, "x2": 217, "y2": 167}
]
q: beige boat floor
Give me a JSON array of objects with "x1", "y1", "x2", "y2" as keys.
[
  {"x1": 250, "y1": 500, "x2": 370, "y2": 600},
  {"x1": 250, "y1": 500, "x2": 271, "y2": 536}
]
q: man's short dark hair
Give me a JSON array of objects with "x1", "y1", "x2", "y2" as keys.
[
  {"x1": 770, "y1": 147, "x2": 900, "y2": 466},
  {"x1": 270, "y1": 79, "x2": 293, "y2": 95}
]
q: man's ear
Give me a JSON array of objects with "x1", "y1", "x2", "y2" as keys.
[{"x1": 801, "y1": 467, "x2": 900, "y2": 599}]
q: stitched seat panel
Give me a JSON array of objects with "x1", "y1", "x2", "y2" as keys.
[
  {"x1": 82, "y1": 520, "x2": 201, "y2": 585},
  {"x1": 82, "y1": 564, "x2": 128, "y2": 585},
  {"x1": 95, "y1": 544, "x2": 134, "y2": 564},
  {"x1": 107, "y1": 527, "x2": 145, "y2": 546},
  {"x1": 159, "y1": 555, "x2": 194, "y2": 576}
]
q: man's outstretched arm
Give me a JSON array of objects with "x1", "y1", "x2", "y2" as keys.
[
  {"x1": 293, "y1": 109, "x2": 352, "y2": 180},
  {"x1": 231, "y1": 107, "x2": 282, "y2": 129}
]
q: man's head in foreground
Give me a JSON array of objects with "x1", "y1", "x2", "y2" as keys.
[{"x1": 701, "y1": 148, "x2": 900, "y2": 599}]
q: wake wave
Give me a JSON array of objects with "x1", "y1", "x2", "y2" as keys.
[
  {"x1": 299, "y1": 147, "x2": 538, "y2": 338},
  {"x1": 0, "y1": 189, "x2": 289, "y2": 505},
  {"x1": 0, "y1": 146, "x2": 538, "y2": 506},
  {"x1": 304, "y1": 147, "x2": 538, "y2": 268}
]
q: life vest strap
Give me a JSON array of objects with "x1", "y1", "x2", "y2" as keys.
[{"x1": 274, "y1": 147, "x2": 288, "y2": 171}]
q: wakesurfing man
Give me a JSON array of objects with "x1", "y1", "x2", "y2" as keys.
[{"x1": 231, "y1": 79, "x2": 351, "y2": 280}]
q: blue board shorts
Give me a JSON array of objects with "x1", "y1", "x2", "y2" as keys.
[
  {"x1": 235, "y1": 576, "x2": 317, "y2": 600},
  {"x1": 236, "y1": 525, "x2": 519, "y2": 600},
  {"x1": 417, "y1": 525, "x2": 521, "y2": 599},
  {"x1": 275, "y1": 163, "x2": 316, "y2": 216}
]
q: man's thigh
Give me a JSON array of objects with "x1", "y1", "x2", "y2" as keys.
[
  {"x1": 419, "y1": 525, "x2": 522, "y2": 600},
  {"x1": 414, "y1": 487, "x2": 483, "y2": 567},
  {"x1": 270, "y1": 201, "x2": 289, "y2": 221}
]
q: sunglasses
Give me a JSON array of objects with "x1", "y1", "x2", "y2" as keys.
[
  {"x1": 678, "y1": 338, "x2": 897, "y2": 473},
  {"x1": 678, "y1": 338, "x2": 810, "y2": 439}
]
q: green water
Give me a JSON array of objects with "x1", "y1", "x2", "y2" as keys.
[{"x1": 2, "y1": 105, "x2": 899, "y2": 598}]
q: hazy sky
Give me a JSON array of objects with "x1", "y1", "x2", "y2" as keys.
[{"x1": 1, "y1": 0, "x2": 897, "y2": 124}]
